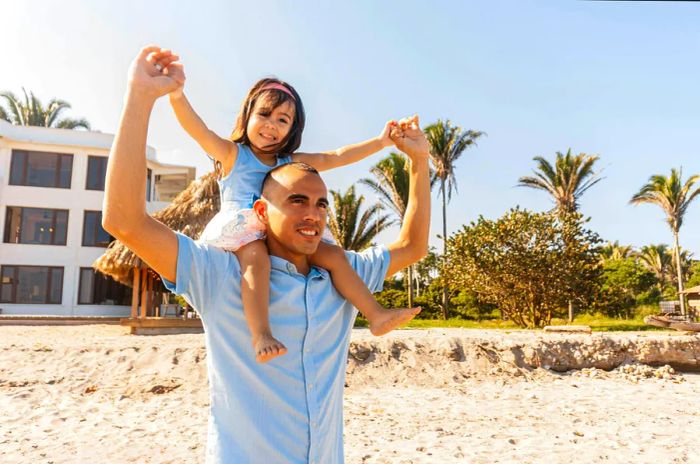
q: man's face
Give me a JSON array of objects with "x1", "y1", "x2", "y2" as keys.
[{"x1": 259, "y1": 168, "x2": 329, "y2": 258}]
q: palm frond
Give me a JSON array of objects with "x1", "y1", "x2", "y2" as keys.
[
  {"x1": 425, "y1": 120, "x2": 485, "y2": 202},
  {"x1": 630, "y1": 168, "x2": 700, "y2": 233},
  {"x1": 360, "y1": 152, "x2": 410, "y2": 220},
  {"x1": 45, "y1": 98, "x2": 71, "y2": 127},
  {"x1": 0, "y1": 88, "x2": 90, "y2": 129},
  {"x1": 56, "y1": 117, "x2": 91, "y2": 130},
  {"x1": 328, "y1": 185, "x2": 396, "y2": 251},
  {"x1": 0, "y1": 91, "x2": 25, "y2": 125},
  {"x1": 519, "y1": 149, "x2": 602, "y2": 216}
]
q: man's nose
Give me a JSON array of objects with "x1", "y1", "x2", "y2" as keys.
[{"x1": 303, "y1": 206, "x2": 323, "y2": 222}]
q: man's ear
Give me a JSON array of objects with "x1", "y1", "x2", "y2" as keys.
[{"x1": 253, "y1": 199, "x2": 268, "y2": 225}]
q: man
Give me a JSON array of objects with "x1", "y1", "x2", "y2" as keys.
[{"x1": 103, "y1": 46, "x2": 431, "y2": 463}]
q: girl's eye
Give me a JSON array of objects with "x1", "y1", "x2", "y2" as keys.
[{"x1": 279, "y1": 119, "x2": 289, "y2": 124}]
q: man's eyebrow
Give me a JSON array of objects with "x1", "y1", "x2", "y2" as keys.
[{"x1": 287, "y1": 194, "x2": 328, "y2": 205}]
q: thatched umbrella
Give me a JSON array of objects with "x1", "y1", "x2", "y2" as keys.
[{"x1": 93, "y1": 172, "x2": 220, "y2": 291}]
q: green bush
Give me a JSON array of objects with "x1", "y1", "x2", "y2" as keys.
[
  {"x1": 597, "y1": 257, "x2": 658, "y2": 318},
  {"x1": 374, "y1": 288, "x2": 408, "y2": 309}
]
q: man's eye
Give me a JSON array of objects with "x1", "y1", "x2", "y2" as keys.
[{"x1": 318, "y1": 203, "x2": 328, "y2": 209}]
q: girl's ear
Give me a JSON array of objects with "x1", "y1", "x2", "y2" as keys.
[{"x1": 253, "y1": 199, "x2": 268, "y2": 225}]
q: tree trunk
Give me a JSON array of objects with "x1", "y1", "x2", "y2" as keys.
[
  {"x1": 407, "y1": 265, "x2": 414, "y2": 308},
  {"x1": 673, "y1": 231, "x2": 687, "y2": 317},
  {"x1": 568, "y1": 300, "x2": 574, "y2": 323},
  {"x1": 414, "y1": 268, "x2": 420, "y2": 297},
  {"x1": 441, "y1": 183, "x2": 449, "y2": 319}
]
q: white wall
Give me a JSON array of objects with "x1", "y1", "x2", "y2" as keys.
[{"x1": 0, "y1": 136, "x2": 192, "y2": 317}]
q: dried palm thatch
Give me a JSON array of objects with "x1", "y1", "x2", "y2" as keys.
[{"x1": 92, "y1": 172, "x2": 220, "y2": 287}]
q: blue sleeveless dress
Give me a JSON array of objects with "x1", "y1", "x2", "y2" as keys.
[{"x1": 199, "y1": 143, "x2": 334, "y2": 251}]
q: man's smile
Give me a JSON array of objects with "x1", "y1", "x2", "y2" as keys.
[{"x1": 297, "y1": 226, "x2": 320, "y2": 237}]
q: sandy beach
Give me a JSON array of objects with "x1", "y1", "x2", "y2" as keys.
[{"x1": 2, "y1": 325, "x2": 700, "y2": 464}]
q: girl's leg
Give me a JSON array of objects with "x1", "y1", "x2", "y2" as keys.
[
  {"x1": 235, "y1": 239, "x2": 287, "y2": 363},
  {"x1": 310, "y1": 242, "x2": 421, "y2": 336}
]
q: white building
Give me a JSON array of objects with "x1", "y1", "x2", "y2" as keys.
[{"x1": 0, "y1": 120, "x2": 195, "y2": 316}]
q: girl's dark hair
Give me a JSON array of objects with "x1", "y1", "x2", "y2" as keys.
[{"x1": 230, "y1": 77, "x2": 305, "y2": 156}]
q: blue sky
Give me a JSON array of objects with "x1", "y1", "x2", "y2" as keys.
[{"x1": 4, "y1": 0, "x2": 700, "y2": 253}]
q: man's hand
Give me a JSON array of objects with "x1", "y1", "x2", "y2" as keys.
[
  {"x1": 127, "y1": 45, "x2": 184, "y2": 101},
  {"x1": 390, "y1": 115, "x2": 430, "y2": 160}
]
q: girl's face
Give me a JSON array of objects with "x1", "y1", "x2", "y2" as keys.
[{"x1": 246, "y1": 98, "x2": 296, "y2": 153}]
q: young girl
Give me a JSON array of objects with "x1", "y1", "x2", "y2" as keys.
[{"x1": 168, "y1": 63, "x2": 420, "y2": 363}]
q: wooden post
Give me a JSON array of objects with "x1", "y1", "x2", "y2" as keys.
[
  {"x1": 147, "y1": 274, "x2": 153, "y2": 317},
  {"x1": 131, "y1": 267, "x2": 140, "y2": 318},
  {"x1": 140, "y1": 268, "x2": 148, "y2": 318}
]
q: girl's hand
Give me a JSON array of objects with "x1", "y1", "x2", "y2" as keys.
[
  {"x1": 378, "y1": 120, "x2": 397, "y2": 148},
  {"x1": 167, "y1": 62, "x2": 186, "y2": 99}
]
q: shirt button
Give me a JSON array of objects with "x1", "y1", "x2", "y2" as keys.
[
  {"x1": 286, "y1": 263, "x2": 294, "y2": 273},
  {"x1": 309, "y1": 383, "x2": 314, "y2": 389}
]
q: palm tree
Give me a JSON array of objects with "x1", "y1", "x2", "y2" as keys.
[
  {"x1": 0, "y1": 88, "x2": 90, "y2": 129},
  {"x1": 360, "y1": 152, "x2": 414, "y2": 304},
  {"x1": 672, "y1": 248, "x2": 694, "y2": 289},
  {"x1": 630, "y1": 168, "x2": 700, "y2": 317},
  {"x1": 638, "y1": 244, "x2": 673, "y2": 293},
  {"x1": 518, "y1": 149, "x2": 602, "y2": 321},
  {"x1": 425, "y1": 120, "x2": 484, "y2": 319},
  {"x1": 600, "y1": 241, "x2": 634, "y2": 263},
  {"x1": 327, "y1": 185, "x2": 395, "y2": 252}
]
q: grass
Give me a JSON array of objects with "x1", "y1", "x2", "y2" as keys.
[
  {"x1": 356, "y1": 309, "x2": 667, "y2": 332},
  {"x1": 552, "y1": 314, "x2": 663, "y2": 332},
  {"x1": 403, "y1": 319, "x2": 521, "y2": 329}
]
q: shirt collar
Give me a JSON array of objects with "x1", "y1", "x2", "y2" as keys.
[{"x1": 269, "y1": 255, "x2": 329, "y2": 279}]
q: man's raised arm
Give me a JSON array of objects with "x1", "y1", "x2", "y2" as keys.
[
  {"x1": 385, "y1": 116, "x2": 431, "y2": 277},
  {"x1": 102, "y1": 46, "x2": 184, "y2": 283}
]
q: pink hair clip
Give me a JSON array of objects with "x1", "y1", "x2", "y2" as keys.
[{"x1": 260, "y1": 82, "x2": 296, "y2": 101}]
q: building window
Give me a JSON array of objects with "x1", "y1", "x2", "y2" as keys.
[
  {"x1": 9, "y1": 150, "x2": 73, "y2": 188},
  {"x1": 86, "y1": 156, "x2": 108, "y2": 191},
  {"x1": 3, "y1": 207, "x2": 69, "y2": 245},
  {"x1": 82, "y1": 211, "x2": 112, "y2": 247},
  {"x1": 0, "y1": 266, "x2": 63, "y2": 304},
  {"x1": 78, "y1": 268, "x2": 132, "y2": 305}
]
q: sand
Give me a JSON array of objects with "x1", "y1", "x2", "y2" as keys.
[{"x1": 1, "y1": 325, "x2": 699, "y2": 464}]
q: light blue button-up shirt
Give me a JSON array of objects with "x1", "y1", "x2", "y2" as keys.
[{"x1": 162, "y1": 233, "x2": 390, "y2": 463}]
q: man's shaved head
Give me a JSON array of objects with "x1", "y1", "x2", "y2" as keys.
[
  {"x1": 261, "y1": 162, "x2": 320, "y2": 199},
  {"x1": 253, "y1": 161, "x2": 328, "y2": 264}
]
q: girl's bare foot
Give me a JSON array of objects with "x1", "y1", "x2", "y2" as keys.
[
  {"x1": 368, "y1": 307, "x2": 421, "y2": 336},
  {"x1": 253, "y1": 334, "x2": 288, "y2": 363}
]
